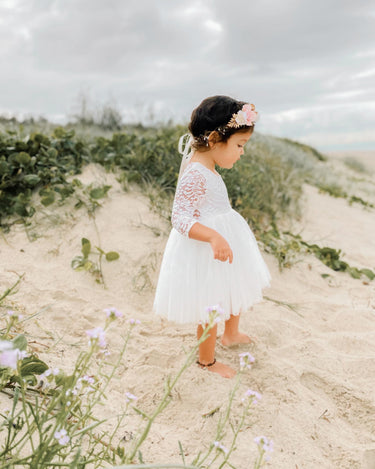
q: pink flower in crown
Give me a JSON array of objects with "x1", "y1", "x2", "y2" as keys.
[
  {"x1": 242, "y1": 104, "x2": 258, "y2": 125},
  {"x1": 227, "y1": 102, "x2": 259, "y2": 128},
  {"x1": 233, "y1": 110, "x2": 248, "y2": 126}
]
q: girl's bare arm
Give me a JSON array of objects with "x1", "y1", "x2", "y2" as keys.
[{"x1": 189, "y1": 222, "x2": 233, "y2": 264}]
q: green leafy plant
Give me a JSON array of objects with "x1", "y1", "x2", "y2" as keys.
[
  {"x1": 0, "y1": 127, "x2": 88, "y2": 229},
  {"x1": 71, "y1": 237, "x2": 120, "y2": 286},
  {"x1": 0, "y1": 311, "x2": 48, "y2": 392},
  {"x1": 316, "y1": 182, "x2": 374, "y2": 209},
  {"x1": 73, "y1": 181, "x2": 112, "y2": 216},
  {"x1": 259, "y1": 225, "x2": 302, "y2": 270},
  {"x1": 348, "y1": 195, "x2": 374, "y2": 209},
  {"x1": 283, "y1": 231, "x2": 375, "y2": 280}
]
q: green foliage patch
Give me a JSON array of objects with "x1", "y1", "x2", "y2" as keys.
[
  {"x1": 286, "y1": 232, "x2": 375, "y2": 280},
  {"x1": 316, "y1": 182, "x2": 375, "y2": 209},
  {"x1": 0, "y1": 127, "x2": 89, "y2": 227},
  {"x1": 343, "y1": 156, "x2": 368, "y2": 174},
  {"x1": 71, "y1": 237, "x2": 120, "y2": 285},
  {"x1": 1, "y1": 123, "x2": 373, "y2": 281}
]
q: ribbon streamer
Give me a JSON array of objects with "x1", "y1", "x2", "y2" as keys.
[{"x1": 177, "y1": 133, "x2": 194, "y2": 183}]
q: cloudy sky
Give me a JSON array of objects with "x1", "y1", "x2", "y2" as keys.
[{"x1": 1, "y1": 0, "x2": 375, "y2": 151}]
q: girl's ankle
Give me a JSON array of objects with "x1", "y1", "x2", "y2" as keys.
[{"x1": 197, "y1": 358, "x2": 216, "y2": 367}]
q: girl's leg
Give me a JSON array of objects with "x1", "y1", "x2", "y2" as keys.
[
  {"x1": 221, "y1": 313, "x2": 252, "y2": 346},
  {"x1": 197, "y1": 324, "x2": 236, "y2": 378},
  {"x1": 197, "y1": 323, "x2": 217, "y2": 364}
]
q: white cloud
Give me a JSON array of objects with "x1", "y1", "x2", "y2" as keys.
[
  {"x1": 351, "y1": 67, "x2": 375, "y2": 80},
  {"x1": 204, "y1": 19, "x2": 223, "y2": 34},
  {"x1": 0, "y1": 0, "x2": 374, "y2": 150}
]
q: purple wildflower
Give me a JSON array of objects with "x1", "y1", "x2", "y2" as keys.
[
  {"x1": 205, "y1": 304, "x2": 225, "y2": 315},
  {"x1": 242, "y1": 389, "x2": 262, "y2": 404},
  {"x1": 213, "y1": 440, "x2": 229, "y2": 455},
  {"x1": 239, "y1": 352, "x2": 255, "y2": 370},
  {"x1": 254, "y1": 435, "x2": 274, "y2": 456},
  {"x1": 104, "y1": 307, "x2": 123, "y2": 319},
  {"x1": 125, "y1": 392, "x2": 138, "y2": 403},
  {"x1": 86, "y1": 327, "x2": 106, "y2": 348},
  {"x1": 127, "y1": 318, "x2": 141, "y2": 325},
  {"x1": 54, "y1": 428, "x2": 70, "y2": 445},
  {"x1": 82, "y1": 375, "x2": 95, "y2": 385},
  {"x1": 0, "y1": 348, "x2": 27, "y2": 370},
  {"x1": 7, "y1": 310, "x2": 23, "y2": 320},
  {"x1": 41, "y1": 368, "x2": 60, "y2": 379},
  {"x1": 205, "y1": 304, "x2": 225, "y2": 324}
]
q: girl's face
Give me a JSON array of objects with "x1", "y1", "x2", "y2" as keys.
[{"x1": 211, "y1": 130, "x2": 253, "y2": 169}]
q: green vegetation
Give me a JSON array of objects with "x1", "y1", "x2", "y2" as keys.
[
  {"x1": 0, "y1": 127, "x2": 88, "y2": 227},
  {"x1": 348, "y1": 195, "x2": 374, "y2": 208},
  {"x1": 316, "y1": 182, "x2": 374, "y2": 209},
  {"x1": 285, "y1": 232, "x2": 375, "y2": 280},
  {"x1": 0, "y1": 120, "x2": 374, "y2": 281},
  {"x1": 273, "y1": 135, "x2": 327, "y2": 162},
  {"x1": 343, "y1": 155, "x2": 368, "y2": 174},
  {"x1": 71, "y1": 237, "x2": 120, "y2": 285}
]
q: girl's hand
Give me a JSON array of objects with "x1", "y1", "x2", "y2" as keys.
[{"x1": 210, "y1": 234, "x2": 233, "y2": 264}]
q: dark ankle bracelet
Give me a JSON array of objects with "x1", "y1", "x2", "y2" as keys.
[{"x1": 196, "y1": 358, "x2": 216, "y2": 368}]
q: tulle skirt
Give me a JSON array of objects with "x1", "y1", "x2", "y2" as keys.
[{"x1": 153, "y1": 209, "x2": 271, "y2": 324}]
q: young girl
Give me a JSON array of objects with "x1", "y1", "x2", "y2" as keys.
[{"x1": 153, "y1": 95, "x2": 271, "y2": 378}]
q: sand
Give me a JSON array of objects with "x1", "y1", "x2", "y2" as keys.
[{"x1": 1, "y1": 152, "x2": 375, "y2": 468}]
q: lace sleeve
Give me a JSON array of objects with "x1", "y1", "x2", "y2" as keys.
[{"x1": 171, "y1": 168, "x2": 207, "y2": 237}]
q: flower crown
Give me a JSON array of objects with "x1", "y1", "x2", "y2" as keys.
[
  {"x1": 210, "y1": 102, "x2": 259, "y2": 136},
  {"x1": 192, "y1": 103, "x2": 259, "y2": 147},
  {"x1": 225, "y1": 103, "x2": 259, "y2": 128}
]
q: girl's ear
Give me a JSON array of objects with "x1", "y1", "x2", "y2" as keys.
[{"x1": 207, "y1": 130, "x2": 221, "y2": 148}]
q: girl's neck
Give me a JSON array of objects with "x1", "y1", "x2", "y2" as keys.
[{"x1": 190, "y1": 150, "x2": 216, "y2": 172}]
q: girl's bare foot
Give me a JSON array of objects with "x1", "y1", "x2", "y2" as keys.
[
  {"x1": 197, "y1": 359, "x2": 236, "y2": 378},
  {"x1": 221, "y1": 331, "x2": 253, "y2": 347}
]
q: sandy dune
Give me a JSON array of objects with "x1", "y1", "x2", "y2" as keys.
[{"x1": 1, "y1": 153, "x2": 375, "y2": 468}]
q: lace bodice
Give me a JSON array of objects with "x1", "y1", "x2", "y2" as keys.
[{"x1": 171, "y1": 162, "x2": 232, "y2": 237}]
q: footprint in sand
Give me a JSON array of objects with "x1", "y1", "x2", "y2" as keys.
[
  {"x1": 300, "y1": 371, "x2": 375, "y2": 435},
  {"x1": 328, "y1": 333, "x2": 375, "y2": 356},
  {"x1": 144, "y1": 349, "x2": 174, "y2": 368}
]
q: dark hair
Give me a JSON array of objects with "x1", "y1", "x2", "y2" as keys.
[{"x1": 188, "y1": 95, "x2": 254, "y2": 152}]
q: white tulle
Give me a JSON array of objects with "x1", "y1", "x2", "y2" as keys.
[{"x1": 153, "y1": 161, "x2": 271, "y2": 324}]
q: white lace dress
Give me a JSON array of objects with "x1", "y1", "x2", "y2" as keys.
[{"x1": 153, "y1": 162, "x2": 271, "y2": 324}]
